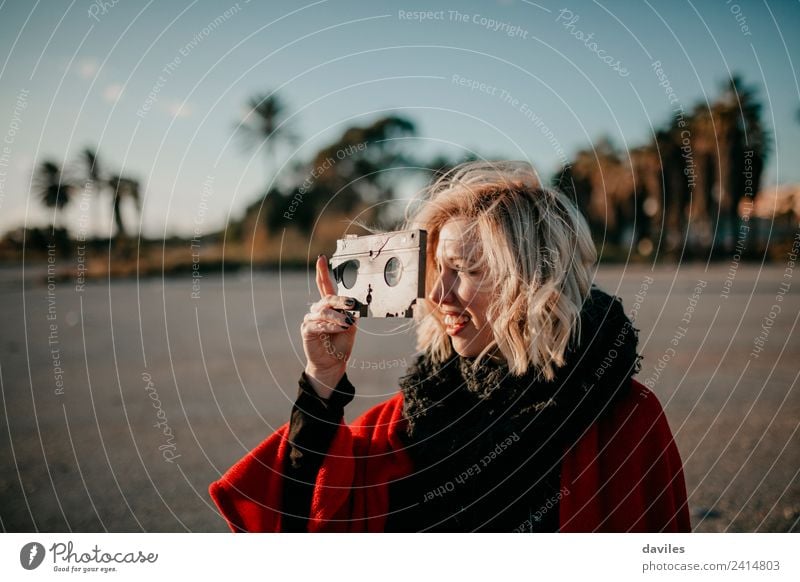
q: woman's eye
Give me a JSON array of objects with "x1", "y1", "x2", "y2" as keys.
[
  {"x1": 452, "y1": 261, "x2": 475, "y2": 273},
  {"x1": 434, "y1": 259, "x2": 478, "y2": 275},
  {"x1": 457, "y1": 267, "x2": 481, "y2": 277}
]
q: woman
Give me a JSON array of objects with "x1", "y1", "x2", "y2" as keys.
[{"x1": 209, "y1": 161, "x2": 690, "y2": 532}]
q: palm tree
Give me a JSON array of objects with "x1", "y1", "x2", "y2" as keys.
[
  {"x1": 34, "y1": 160, "x2": 72, "y2": 231},
  {"x1": 301, "y1": 115, "x2": 417, "y2": 229},
  {"x1": 667, "y1": 76, "x2": 767, "y2": 258},
  {"x1": 553, "y1": 159, "x2": 594, "y2": 231},
  {"x1": 81, "y1": 147, "x2": 102, "y2": 187},
  {"x1": 554, "y1": 138, "x2": 633, "y2": 246},
  {"x1": 78, "y1": 147, "x2": 142, "y2": 240},
  {"x1": 720, "y1": 75, "x2": 767, "y2": 256},
  {"x1": 78, "y1": 147, "x2": 105, "y2": 238},
  {"x1": 255, "y1": 114, "x2": 420, "y2": 235},
  {"x1": 237, "y1": 91, "x2": 297, "y2": 186},
  {"x1": 107, "y1": 174, "x2": 141, "y2": 238}
]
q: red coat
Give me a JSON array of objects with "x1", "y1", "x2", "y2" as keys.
[{"x1": 209, "y1": 378, "x2": 690, "y2": 532}]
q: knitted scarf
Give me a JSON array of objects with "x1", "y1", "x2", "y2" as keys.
[{"x1": 386, "y1": 286, "x2": 642, "y2": 532}]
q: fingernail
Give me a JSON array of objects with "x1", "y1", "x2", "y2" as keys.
[
  {"x1": 340, "y1": 325, "x2": 349, "y2": 330},
  {"x1": 345, "y1": 314, "x2": 355, "y2": 325},
  {"x1": 345, "y1": 298, "x2": 355, "y2": 307}
]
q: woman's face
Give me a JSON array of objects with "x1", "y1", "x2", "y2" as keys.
[{"x1": 427, "y1": 218, "x2": 495, "y2": 357}]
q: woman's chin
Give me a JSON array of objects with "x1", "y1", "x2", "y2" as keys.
[
  {"x1": 451, "y1": 345, "x2": 473, "y2": 357},
  {"x1": 450, "y1": 335, "x2": 487, "y2": 358}
]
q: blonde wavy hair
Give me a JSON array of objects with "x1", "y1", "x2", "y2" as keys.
[{"x1": 405, "y1": 160, "x2": 597, "y2": 380}]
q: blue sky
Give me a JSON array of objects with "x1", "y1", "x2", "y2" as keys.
[{"x1": 0, "y1": 0, "x2": 798, "y2": 238}]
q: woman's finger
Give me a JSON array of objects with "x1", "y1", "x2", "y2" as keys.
[
  {"x1": 316, "y1": 254, "x2": 337, "y2": 298},
  {"x1": 310, "y1": 295, "x2": 358, "y2": 313},
  {"x1": 305, "y1": 307, "x2": 354, "y2": 327},
  {"x1": 301, "y1": 318, "x2": 352, "y2": 334},
  {"x1": 321, "y1": 306, "x2": 355, "y2": 326}
]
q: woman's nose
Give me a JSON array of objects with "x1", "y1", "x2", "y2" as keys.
[{"x1": 428, "y1": 269, "x2": 454, "y2": 306}]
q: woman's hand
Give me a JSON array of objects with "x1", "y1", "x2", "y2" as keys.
[{"x1": 301, "y1": 254, "x2": 358, "y2": 399}]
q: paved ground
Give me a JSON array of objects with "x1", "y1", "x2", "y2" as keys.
[{"x1": 0, "y1": 263, "x2": 797, "y2": 532}]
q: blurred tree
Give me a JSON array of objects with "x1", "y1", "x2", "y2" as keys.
[
  {"x1": 627, "y1": 145, "x2": 661, "y2": 255},
  {"x1": 237, "y1": 91, "x2": 297, "y2": 187},
  {"x1": 289, "y1": 114, "x2": 418, "y2": 232},
  {"x1": 653, "y1": 116, "x2": 694, "y2": 257},
  {"x1": 553, "y1": 159, "x2": 593, "y2": 230},
  {"x1": 720, "y1": 75, "x2": 768, "y2": 256},
  {"x1": 34, "y1": 160, "x2": 72, "y2": 231},
  {"x1": 107, "y1": 175, "x2": 141, "y2": 238},
  {"x1": 674, "y1": 75, "x2": 767, "y2": 258},
  {"x1": 79, "y1": 147, "x2": 103, "y2": 234},
  {"x1": 78, "y1": 147, "x2": 142, "y2": 239},
  {"x1": 554, "y1": 75, "x2": 769, "y2": 261},
  {"x1": 554, "y1": 138, "x2": 633, "y2": 246}
]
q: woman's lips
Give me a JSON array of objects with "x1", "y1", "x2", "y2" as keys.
[{"x1": 443, "y1": 313, "x2": 470, "y2": 336}]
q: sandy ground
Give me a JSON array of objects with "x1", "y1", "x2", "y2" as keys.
[{"x1": 0, "y1": 263, "x2": 797, "y2": 532}]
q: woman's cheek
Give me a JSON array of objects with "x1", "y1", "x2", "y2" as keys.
[{"x1": 459, "y1": 285, "x2": 480, "y2": 313}]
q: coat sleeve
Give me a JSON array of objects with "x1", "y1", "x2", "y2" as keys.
[
  {"x1": 282, "y1": 372, "x2": 356, "y2": 532},
  {"x1": 559, "y1": 379, "x2": 691, "y2": 532},
  {"x1": 209, "y1": 392, "x2": 412, "y2": 532}
]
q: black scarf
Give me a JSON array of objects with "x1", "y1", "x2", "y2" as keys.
[{"x1": 384, "y1": 286, "x2": 642, "y2": 532}]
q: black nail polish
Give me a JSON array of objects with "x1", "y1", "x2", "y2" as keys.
[{"x1": 345, "y1": 314, "x2": 355, "y2": 325}]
